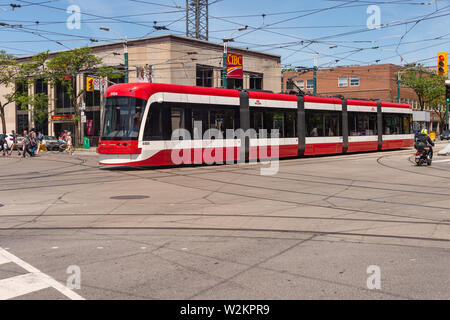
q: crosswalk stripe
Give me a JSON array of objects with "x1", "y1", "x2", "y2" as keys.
[
  {"x1": 0, "y1": 254, "x2": 10, "y2": 266},
  {"x1": 0, "y1": 248, "x2": 85, "y2": 300},
  {"x1": 0, "y1": 273, "x2": 51, "y2": 300}
]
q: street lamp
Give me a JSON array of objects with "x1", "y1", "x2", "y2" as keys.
[
  {"x1": 100, "y1": 26, "x2": 129, "y2": 83},
  {"x1": 222, "y1": 26, "x2": 248, "y2": 89}
]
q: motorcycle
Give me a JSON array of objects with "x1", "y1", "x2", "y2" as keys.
[{"x1": 414, "y1": 146, "x2": 432, "y2": 166}]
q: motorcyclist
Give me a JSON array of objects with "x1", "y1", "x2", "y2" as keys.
[{"x1": 415, "y1": 129, "x2": 434, "y2": 159}]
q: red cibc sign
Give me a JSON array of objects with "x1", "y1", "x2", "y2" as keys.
[{"x1": 226, "y1": 52, "x2": 243, "y2": 79}]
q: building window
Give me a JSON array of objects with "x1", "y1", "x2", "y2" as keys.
[
  {"x1": 350, "y1": 76, "x2": 360, "y2": 87},
  {"x1": 227, "y1": 78, "x2": 243, "y2": 90},
  {"x1": 338, "y1": 77, "x2": 348, "y2": 87},
  {"x1": 35, "y1": 78, "x2": 48, "y2": 94},
  {"x1": 249, "y1": 73, "x2": 263, "y2": 90},
  {"x1": 17, "y1": 114, "x2": 29, "y2": 134},
  {"x1": 306, "y1": 79, "x2": 314, "y2": 89},
  {"x1": 56, "y1": 81, "x2": 75, "y2": 111},
  {"x1": 196, "y1": 65, "x2": 213, "y2": 87},
  {"x1": 296, "y1": 80, "x2": 304, "y2": 89}
]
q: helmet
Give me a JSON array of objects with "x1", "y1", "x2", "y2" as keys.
[{"x1": 421, "y1": 129, "x2": 428, "y2": 135}]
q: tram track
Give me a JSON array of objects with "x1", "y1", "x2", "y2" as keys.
[{"x1": 0, "y1": 225, "x2": 448, "y2": 243}]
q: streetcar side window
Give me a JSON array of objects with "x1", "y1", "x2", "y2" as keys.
[
  {"x1": 143, "y1": 103, "x2": 186, "y2": 140},
  {"x1": 305, "y1": 110, "x2": 341, "y2": 137},
  {"x1": 382, "y1": 113, "x2": 411, "y2": 135},
  {"x1": 190, "y1": 104, "x2": 237, "y2": 140},
  {"x1": 348, "y1": 112, "x2": 377, "y2": 136},
  {"x1": 250, "y1": 108, "x2": 296, "y2": 138}
]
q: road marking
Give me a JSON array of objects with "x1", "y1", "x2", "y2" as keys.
[
  {"x1": 0, "y1": 254, "x2": 9, "y2": 266},
  {"x1": 0, "y1": 273, "x2": 51, "y2": 300},
  {"x1": 0, "y1": 247, "x2": 85, "y2": 300},
  {"x1": 433, "y1": 159, "x2": 450, "y2": 163}
]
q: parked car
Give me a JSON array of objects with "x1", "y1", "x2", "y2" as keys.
[
  {"x1": 42, "y1": 136, "x2": 59, "y2": 150},
  {"x1": 440, "y1": 130, "x2": 450, "y2": 140}
]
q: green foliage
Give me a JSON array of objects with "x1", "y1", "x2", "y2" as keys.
[{"x1": 400, "y1": 63, "x2": 446, "y2": 111}]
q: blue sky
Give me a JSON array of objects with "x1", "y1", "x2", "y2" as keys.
[{"x1": 0, "y1": 0, "x2": 449, "y2": 68}]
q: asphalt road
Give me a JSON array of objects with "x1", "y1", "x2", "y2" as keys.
[{"x1": 0, "y1": 145, "x2": 449, "y2": 300}]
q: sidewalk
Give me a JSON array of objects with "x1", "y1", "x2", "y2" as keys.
[{"x1": 73, "y1": 147, "x2": 97, "y2": 156}]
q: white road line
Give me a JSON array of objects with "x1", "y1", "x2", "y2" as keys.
[
  {"x1": 0, "y1": 254, "x2": 10, "y2": 266},
  {"x1": 433, "y1": 159, "x2": 450, "y2": 163},
  {"x1": 0, "y1": 273, "x2": 51, "y2": 300},
  {"x1": 0, "y1": 247, "x2": 85, "y2": 300}
]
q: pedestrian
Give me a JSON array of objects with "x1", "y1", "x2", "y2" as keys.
[
  {"x1": 36, "y1": 131, "x2": 46, "y2": 154},
  {"x1": 29, "y1": 128, "x2": 38, "y2": 156},
  {"x1": 1, "y1": 134, "x2": 7, "y2": 157},
  {"x1": 22, "y1": 130, "x2": 33, "y2": 158},
  {"x1": 8, "y1": 130, "x2": 20, "y2": 157},
  {"x1": 65, "y1": 131, "x2": 74, "y2": 155}
]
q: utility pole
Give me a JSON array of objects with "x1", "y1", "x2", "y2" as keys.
[
  {"x1": 313, "y1": 54, "x2": 318, "y2": 96},
  {"x1": 445, "y1": 80, "x2": 450, "y2": 130},
  {"x1": 186, "y1": 0, "x2": 208, "y2": 40}
]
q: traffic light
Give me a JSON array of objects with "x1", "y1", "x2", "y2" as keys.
[
  {"x1": 86, "y1": 77, "x2": 94, "y2": 92},
  {"x1": 437, "y1": 52, "x2": 448, "y2": 76},
  {"x1": 446, "y1": 83, "x2": 450, "y2": 103}
]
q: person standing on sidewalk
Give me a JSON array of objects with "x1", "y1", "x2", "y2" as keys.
[{"x1": 29, "y1": 128, "x2": 38, "y2": 156}]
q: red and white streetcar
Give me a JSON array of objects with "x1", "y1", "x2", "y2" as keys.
[{"x1": 97, "y1": 83, "x2": 413, "y2": 167}]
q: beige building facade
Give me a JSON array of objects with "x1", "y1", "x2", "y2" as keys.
[{"x1": 0, "y1": 34, "x2": 281, "y2": 145}]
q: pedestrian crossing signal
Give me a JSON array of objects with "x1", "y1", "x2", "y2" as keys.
[
  {"x1": 86, "y1": 77, "x2": 94, "y2": 92},
  {"x1": 437, "y1": 52, "x2": 448, "y2": 76}
]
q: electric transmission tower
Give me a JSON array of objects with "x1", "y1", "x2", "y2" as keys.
[{"x1": 186, "y1": 0, "x2": 208, "y2": 41}]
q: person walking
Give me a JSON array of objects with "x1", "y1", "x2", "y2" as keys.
[
  {"x1": 65, "y1": 132, "x2": 74, "y2": 155},
  {"x1": 22, "y1": 130, "x2": 33, "y2": 158},
  {"x1": 36, "y1": 131, "x2": 47, "y2": 154},
  {"x1": 8, "y1": 130, "x2": 20, "y2": 157},
  {"x1": 29, "y1": 128, "x2": 38, "y2": 156},
  {"x1": 1, "y1": 134, "x2": 7, "y2": 157}
]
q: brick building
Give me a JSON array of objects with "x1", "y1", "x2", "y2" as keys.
[{"x1": 282, "y1": 64, "x2": 445, "y2": 133}]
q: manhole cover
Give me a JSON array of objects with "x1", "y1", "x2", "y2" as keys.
[{"x1": 110, "y1": 195, "x2": 150, "y2": 200}]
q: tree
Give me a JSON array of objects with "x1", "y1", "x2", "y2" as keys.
[
  {"x1": 0, "y1": 51, "x2": 48, "y2": 135},
  {"x1": 45, "y1": 47, "x2": 120, "y2": 145},
  {"x1": 400, "y1": 63, "x2": 445, "y2": 111}
]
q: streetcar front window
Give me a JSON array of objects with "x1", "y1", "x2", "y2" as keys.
[{"x1": 101, "y1": 97, "x2": 146, "y2": 140}]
